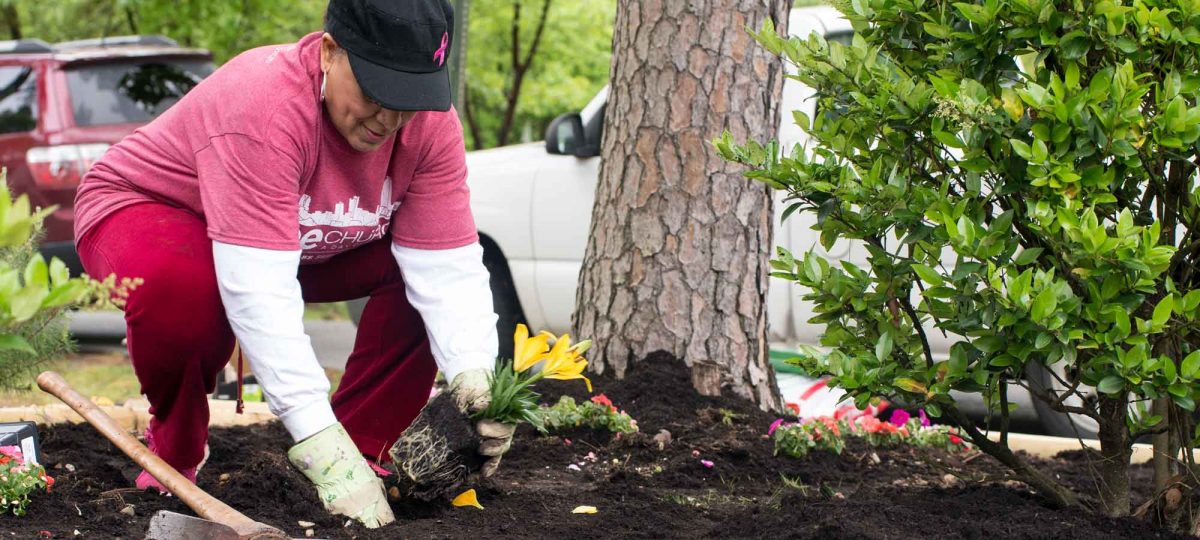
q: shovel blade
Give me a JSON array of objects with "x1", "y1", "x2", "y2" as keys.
[{"x1": 146, "y1": 510, "x2": 241, "y2": 540}]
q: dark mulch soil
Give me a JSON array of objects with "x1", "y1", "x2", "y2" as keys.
[{"x1": 3, "y1": 351, "x2": 1191, "y2": 539}]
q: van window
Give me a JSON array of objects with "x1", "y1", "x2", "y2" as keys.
[
  {"x1": 65, "y1": 59, "x2": 214, "y2": 127},
  {"x1": 0, "y1": 66, "x2": 37, "y2": 134}
]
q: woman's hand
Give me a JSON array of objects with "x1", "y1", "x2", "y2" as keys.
[
  {"x1": 288, "y1": 423, "x2": 394, "y2": 528},
  {"x1": 449, "y1": 369, "x2": 516, "y2": 477}
]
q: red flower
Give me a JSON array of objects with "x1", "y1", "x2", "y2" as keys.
[
  {"x1": 785, "y1": 402, "x2": 801, "y2": 415},
  {"x1": 820, "y1": 418, "x2": 841, "y2": 436},
  {"x1": 590, "y1": 394, "x2": 617, "y2": 412},
  {"x1": 41, "y1": 473, "x2": 54, "y2": 491},
  {"x1": 949, "y1": 434, "x2": 963, "y2": 445},
  {"x1": 0, "y1": 456, "x2": 9, "y2": 466},
  {"x1": 857, "y1": 416, "x2": 884, "y2": 434}
]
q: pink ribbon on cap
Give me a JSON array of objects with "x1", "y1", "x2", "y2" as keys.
[{"x1": 433, "y1": 32, "x2": 449, "y2": 66}]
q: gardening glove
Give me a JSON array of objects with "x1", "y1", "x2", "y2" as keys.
[
  {"x1": 288, "y1": 423, "x2": 394, "y2": 528},
  {"x1": 449, "y1": 368, "x2": 516, "y2": 477}
]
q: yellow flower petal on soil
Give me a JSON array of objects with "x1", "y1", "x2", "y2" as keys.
[
  {"x1": 572, "y1": 505, "x2": 598, "y2": 514},
  {"x1": 512, "y1": 324, "x2": 551, "y2": 373},
  {"x1": 452, "y1": 489, "x2": 484, "y2": 510},
  {"x1": 541, "y1": 333, "x2": 592, "y2": 392}
]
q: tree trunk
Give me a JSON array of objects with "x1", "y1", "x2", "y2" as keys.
[
  {"x1": 1097, "y1": 394, "x2": 1133, "y2": 517},
  {"x1": 3, "y1": 4, "x2": 21, "y2": 40},
  {"x1": 572, "y1": 0, "x2": 789, "y2": 411},
  {"x1": 450, "y1": 0, "x2": 469, "y2": 113}
]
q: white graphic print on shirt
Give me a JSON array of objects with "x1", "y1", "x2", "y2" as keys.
[{"x1": 297, "y1": 177, "x2": 401, "y2": 263}]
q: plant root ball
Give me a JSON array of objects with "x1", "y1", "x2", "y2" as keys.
[{"x1": 386, "y1": 393, "x2": 485, "y2": 501}]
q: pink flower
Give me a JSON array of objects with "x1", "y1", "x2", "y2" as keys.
[
  {"x1": 700, "y1": 460, "x2": 714, "y2": 469},
  {"x1": 768, "y1": 418, "x2": 785, "y2": 435},
  {"x1": 888, "y1": 409, "x2": 911, "y2": 426},
  {"x1": 0, "y1": 446, "x2": 23, "y2": 464},
  {"x1": 918, "y1": 409, "x2": 931, "y2": 427}
]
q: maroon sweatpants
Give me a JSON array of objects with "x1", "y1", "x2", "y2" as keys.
[{"x1": 76, "y1": 203, "x2": 437, "y2": 471}]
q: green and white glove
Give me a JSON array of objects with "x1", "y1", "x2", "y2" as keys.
[
  {"x1": 288, "y1": 423, "x2": 394, "y2": 528},
  {"x1": 449, "y1": 369, "x2": 516, "y2": 477}
]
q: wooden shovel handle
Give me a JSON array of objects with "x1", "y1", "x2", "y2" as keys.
[{"x1": 36, "y1": 371, "x2": 279, "y2": 537}]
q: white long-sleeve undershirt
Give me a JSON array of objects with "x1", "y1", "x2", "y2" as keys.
[{"x1": 212, "y1": 240, "x2": 498, "y2": 442}]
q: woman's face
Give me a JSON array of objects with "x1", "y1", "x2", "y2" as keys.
[{"x1": 320, "y1": 34, "x2": 417, "y2": 152}]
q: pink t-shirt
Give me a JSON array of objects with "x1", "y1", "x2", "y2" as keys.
[{"x1": 75, "y1": 32, "x2": 477, "y2": 264}]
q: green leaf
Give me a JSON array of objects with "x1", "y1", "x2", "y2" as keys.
[
  {"x1": 1173, "y1": 394, "x2": 1196, "y2": 412},
  {"x1": 1153, "y1": 296, "x2": 1174, "y2": 327},
  {"x1": 9, "y1": 286, "x2": 47, "y2": 322},
  {"x1": 876, "y1": 332, "x2": 894, "y2": 361},
  {"x1": 894, "y1": 377, "x2": 927, "y2": 394},
  {"x1": 1014, "y1": 248, "x2": 1042, "y2": 265},
  {"x1": 0, "y1": 334, "x2": 34, "y2": 354},
  {"x1": 1010, "y1": 139, "x2": 1033, "y2": 160},
  {"x1": 975, "y1": 336, "x2": 1004, "y2": 353},
  {"x1": 1032, "y1": 288, "x2": 1057, "y2": 321},
  {"x1": 1184, "y1": 351, "x2": 1200, "y2": 380},
  {"x1": 1097, "y1": 376, "x2": 1125, "y2": 395},
  {"x1": 911, "y1": 263, "x2": 944, "y2": 286},
  {"x1": 1169, "y1": 383, "x2": 1190, "y2": 399}
]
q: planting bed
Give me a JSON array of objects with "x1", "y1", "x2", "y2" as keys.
[{"x1": 5, "y1": 353, "x2": 1191, "y2": 539}]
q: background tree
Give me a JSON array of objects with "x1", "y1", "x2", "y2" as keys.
[
  {"x1": 462, "y1": 0, "x2": 615, "y2": 149},
  {"x1": 721, "y1": 0, "x2": 1200, "y2": 528},
  {"x1": 573, "y1": 0, "x2": 791, "y2": 410}
]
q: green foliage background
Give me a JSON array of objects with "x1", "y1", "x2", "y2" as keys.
[{"x1": 463, "y1": 0, "x2": 616, "y2": 149}]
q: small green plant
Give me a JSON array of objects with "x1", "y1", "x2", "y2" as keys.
[
  {"x1": 0, "y1": 445, "x2": 52, "y2": 516},
  {"x1": 771, "y1": 416, "x2": 846, "y2": 458},
  {"x1": 771, "y1": 414, "x2": 968, "y2": 459},
  {"x1": 538, "y1": 394, "x2": 639, "y2": 434},
  {"x1": 717, "y1": 408, "x2": 744, "y2": 426}
]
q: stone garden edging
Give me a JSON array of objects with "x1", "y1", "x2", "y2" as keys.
[
  {"x1": 0, "y1": 398, "x2": 274, "y2": 432},
  {"x1": 994, "y1": 431, "x2": 1200, "y2": 464}
]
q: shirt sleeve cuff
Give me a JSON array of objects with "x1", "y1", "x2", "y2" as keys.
[{"x1": 278, "y1": 399, "x2": 338, "y2": 442}]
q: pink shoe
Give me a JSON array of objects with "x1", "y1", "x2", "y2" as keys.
[
  {"x1": 136, "y1": 467, "x2": 197, "y2": 494},
  {"x1": 136, "y1": 427, "x2": 207, "y2": 495}
]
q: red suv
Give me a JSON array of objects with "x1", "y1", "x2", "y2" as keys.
[{"x1": 0, "y1": 35, "x2": 214, "y2": 274}]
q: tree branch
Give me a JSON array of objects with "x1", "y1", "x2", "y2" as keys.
[
  {"x1": 496, "y1": 0, "x2": 552, "y2": 146},
  {"x1": 1013, "y1": 379, "x2": 1101, "y2": 420},
  {"x1": 461, "y1": 82, "x2": 485, "y2": 150}
]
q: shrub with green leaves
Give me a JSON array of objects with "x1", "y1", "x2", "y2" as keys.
[
  {"x1": 0, "y1": 169, "x2": 107, "y2": 388},
  {"x1": 537, "y1": 395, "x2": 639, "y2": 435},
  {"x1": 717, "y1": 0, "x2": 1200, "y2": 522}
]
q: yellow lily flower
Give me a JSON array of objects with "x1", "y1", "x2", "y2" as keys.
[
  {"x1": 540, "y1": 333, "x2": 592, "y2": 392},
  {"x1": 512, "y1": 324, "x2": 551, "y2": 373}
]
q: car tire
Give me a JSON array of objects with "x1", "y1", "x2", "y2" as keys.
[
  {"x1": 346, "y1": 238, "x2": 525, "y2": 360},
  {"x1": 1025, "y1": 362, "x2": 1101, "y2": 439}
]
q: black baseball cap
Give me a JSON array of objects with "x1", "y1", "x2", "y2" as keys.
[{"x1": 325, "y1": 0, "x2": 454, "y2": 111}]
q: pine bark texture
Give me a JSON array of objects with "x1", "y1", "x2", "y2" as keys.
[{"x1": 573, "y1": 0, "x2": 790, "y2": 410}]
